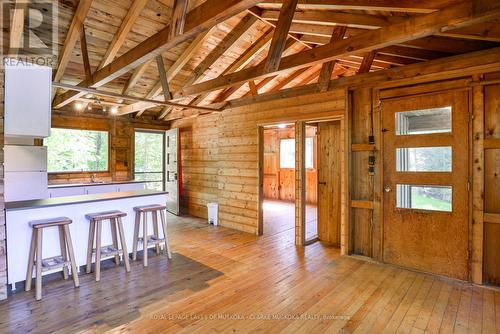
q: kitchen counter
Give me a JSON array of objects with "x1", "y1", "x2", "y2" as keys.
[
  {"x1": 5, "y1": 189, "x2": 169, "y2": 286},
  {"x1": 48, "y1": 180, "x2": 145, "y2": 189},
  {"x1": 6, "y1": 189, "x2": 166, "y2": 211}
]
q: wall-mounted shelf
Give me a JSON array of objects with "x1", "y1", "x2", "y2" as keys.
[{"x1": 484, "y1": 213, "x2": 500, "y2": 224}]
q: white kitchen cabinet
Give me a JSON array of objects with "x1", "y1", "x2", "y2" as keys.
[
  {"x1": 4, "y1": 146, "x2": 47, "y2": 172},
  {"x1": 49, "y1": 187, "x2": 86, "y2": 198},
  {"x1": 84, "y1": 184, "x2": 116, "y2": 195},
  {"x1": 4, "y1": 62, "x2": 52, "y2": 138},
  {"x1": 116, "y1": 183, "x2": 145, "y2": 192}
]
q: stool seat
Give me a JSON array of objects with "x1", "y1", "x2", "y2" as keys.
[
  {"x1": 85, "y1": 210, "x2": 127, "y2": 221},
  {"x1": 29, "y1": 217, "x2": 72, "y2": 228},
  {"x1": 134, "y1": 204, "x2": 167, "y2": 212}
]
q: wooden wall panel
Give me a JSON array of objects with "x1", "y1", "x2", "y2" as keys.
[
  {"x1": 173, "y1": 90, "x2": 345, "y2": 235},
  {"x1": 49, "y1": 113, "x2": 170, "y2": 185},
  {"x1": 483, "y1": 72, "x2": 500, "y2": 285}
]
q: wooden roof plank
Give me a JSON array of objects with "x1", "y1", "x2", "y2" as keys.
[{"x1": 178, "y1": 1, "x2": 500, "y2": 98}]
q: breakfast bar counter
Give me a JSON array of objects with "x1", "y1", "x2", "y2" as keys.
[{"x1": 5, "y1": 190, "x2": 168, "y2": 287}]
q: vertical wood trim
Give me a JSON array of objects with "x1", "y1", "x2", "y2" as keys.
[
  {"x1": 343, "y1": 89, "x2": 352, "y2": 255},
  {"x1": 295, "y1": 121, "x2": 306, "y2": 246},
  {"x1": 372, "y1": 89, "x2": 383, "y2": 261},
  {"x1": 264, "y1": 0, "x2": 298, "y2": 73},
  {"x1": 471, "y1": 75, "x2": 484, "y2": 284},
  {"x1": 258, "y1": 126, "x2": 264, "y2": 236}
]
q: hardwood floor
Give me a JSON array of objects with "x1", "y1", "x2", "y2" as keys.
[
  {"x1": 263, "y1": 199, "x2": 318, "y2": 240},
  {"x1": 0, "y1": 213, "x2": 498, "y2": 333}
]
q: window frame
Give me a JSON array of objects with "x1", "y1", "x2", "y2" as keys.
[
  {"x1": 133, "y1": 129, "x2": 166, "y2": 191},
  {"x1": 46, "y1": 127, "x2": 111, "y2": 174}
]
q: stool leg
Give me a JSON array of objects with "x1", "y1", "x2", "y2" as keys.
[
  {"x1": 143, "y1": 212, "x2": 148, "y2": 267},
  {"x1": 117, "y1": 217, "x2": 130, "y2": 272},
  {"x1": 25, "y1": 229, "x2": 36, "y2": 291},
  {"x1": 132, "y1": 212, "x2": 140, "y2": 261},
  {"x1": 63, "y1": 225, "x2": 80, "y2": 288},
  {"x1": 160, "y1": 210, "x2": 172, "y2": 259},
  {"x1": 95, "y1": 220, "x2": 102, "y2": 281},
  {"x1": 35, "y1": 229, "x2": 43, "y2": 300},
  {"x1": 58, "y1": 226, "x2": 69, "y2": 280},
  {"x1": 86, "y1": 220, "x2": 96, "y2": 274},
  {"x1": 152, "y1": 211, "x2": 160, "y2": 254},
  {"x1": 110, "y1": 218, "x2": 120, "y2": 265}
]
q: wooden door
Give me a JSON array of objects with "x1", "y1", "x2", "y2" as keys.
[
  {"x1": 165, "y1": 128, "x2": 180, "y2": 215},
  {"x1": 382, "y1": 91, "x2": 469, "y2": 280},
  {"x1": 317, "y1": 121, "x2": 341, "y2": 245}
]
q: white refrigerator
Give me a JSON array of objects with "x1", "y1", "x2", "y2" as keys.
[{"x1": 4, "y1": 145, "x2": 48, "y2": 201}]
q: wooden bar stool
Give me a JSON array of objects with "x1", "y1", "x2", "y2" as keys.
[
  {"x1": 132, "y1": 204, "x2": 172, "y2": 267},
  {"x1": 85, "y1": 210, "x2": 130, "y2": 281},
  {"x1": 25, "y1": 217, "x2": 79, "y2": 300}
]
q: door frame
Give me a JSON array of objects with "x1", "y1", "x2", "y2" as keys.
[
  {"x1": 257, "y1": 115, "x2": 348, "y2": 253},
  {"x1": 377, "y1": 86, "x2": 473, "y2": 279}
]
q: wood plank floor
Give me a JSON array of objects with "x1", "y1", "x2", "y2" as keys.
[{"x1": 0, "y1": 214, "x2": 498, "y2": 333}]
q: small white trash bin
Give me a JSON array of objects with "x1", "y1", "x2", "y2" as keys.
[{"x1": 207, "y1": 202, "x2": 219, "y2": 226}]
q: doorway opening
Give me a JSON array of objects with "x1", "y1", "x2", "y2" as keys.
[{"x1": 261, "y1": 123, "x2": 297, "y2": 236}]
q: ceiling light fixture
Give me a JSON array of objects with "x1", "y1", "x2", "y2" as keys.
[
  {"x1": 110, "y1": 107, "x2": 118, "y2": 114},
  {"x1": 75, "y1": 103, "x2": 83, "y2": 111},
  {"x1": 278, "y1": 124, "x2": 287, "y2": 129}
]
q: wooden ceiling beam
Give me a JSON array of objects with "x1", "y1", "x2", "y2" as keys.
[
  {"x1": 137, "y1": 55, "x2": 172, "y2": 118},
  {"x1": 436, "y1": 21, "x2": 500, "y2": 42},
  {"x1": 178, "y1": 1, "x2": 500, "y2": 98},
  {"x1": 223, "y1": 46, "x2": 500, "y2": 109},
  {"x1": 80, "y1": 25, "x2": 92, "y2": 82},
  {"x1": 53, "y1": 0, "x2": 261, "y2": 108},
  {"x1": 122, "y1": 15, "x2": 257, "y2": 115},
  {"x1": 213, "y1": 38, "x2": 298, "y2": 103},
  {"x1": 98, "y1": 0, "x2": 149, "y2": 69},
  {"x1": 358, "y1": 51, "x2": 377, "y2": 74},
  {"x1": 53, "y1": 0, "x2": 94, "y2": 82},
  {"x1": 264, "y1": 0, "x2": 299, "y2": 73},
  {"x1": 247, "y1": 7, "x2": 311, "y2": 49},
  {"x1": 170, "y1": 0, "x2": 189, "y2": 38},
  {"x1": 318, "y1": 26, "x2": 346, "y2": 92},
  {"x1": 52, "y1": 82, "x2": 222, "y2": 113},
  {"x1": 186, "y1": 27, "x2": 274, "y2": 108},
  {"x1": 268, "y1": 66, "x2": 311, "y2": 92},
  {"x1": 122, "y1": 60, "x2": 152, "y2": 95},
  {"x1": 257, "y1": 0, "x2": 462, "y2": 13},
  {"x1": 261, "y1": 9, "x2": 405, "y2": 29}
]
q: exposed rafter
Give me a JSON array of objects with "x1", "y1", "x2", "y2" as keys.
[
  {"x1": 53, "y1": 0, "x2": 262, "y2": 108},
  {"x1": 317, "y1": 26, "x2": 346, "y2": 92},
  {"x1": 178, "y1": 1, "x2": 500, "y2": 98},
  {"x1": 124, "y1": 14, "x2": 258, "y2": 115},
  {"x1": 80, "y1": 25, "x2": 92, "y2": 82},
  {"x1": 98, "y1": 0, "x2": 149, "y2": 69},
  {"x1": 8, "y1": 1, "x2": 26, "y2": 55},
  {"x1": 53, "y1": 0, "x2": 94, "y2": 82},
  {"x1": 264, "y1": 0, "x2": 299, "y2": 73},
  {"x1": 170, "y1": 0, "x2": 189, "y2": 38},
  {"x1": 358, "y1": 51, "x2": 377, "y2": 74}
]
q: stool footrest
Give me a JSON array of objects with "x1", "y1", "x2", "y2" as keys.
[
  {"x1": 139, "y1": 236, "x2": 165, "y2": 247},
  {"x1": 93, "y1": 245, "x2": 121, "y2": 259},
  {"x1": 39, "y1": 256, "x2": 70, "y2": 272}
]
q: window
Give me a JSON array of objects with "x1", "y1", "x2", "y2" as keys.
[
  {"x1": 396, "y1": 146, "x2": 452, "y2": 172},
  {"x1": 134, "y1": 130, "x2": 164, "y2": 191},
  {"x1": 396, "y1": 107, "x2": 452, "y2": 135},
  {"x1": 396, "y1": 184, "x2": 452, "y2": 212},
  {"x1": 280, "y1": 138, "x2": 314, "y2": 169},
  {"x1": 45, "y1": 128, "x2": 109, "y2": 172}
]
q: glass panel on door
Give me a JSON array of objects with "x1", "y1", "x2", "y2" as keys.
[{"x1": 395, "y1": 107, "x2": 452, "y2": 135}]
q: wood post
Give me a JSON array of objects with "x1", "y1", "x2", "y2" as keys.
[{"x1": 295, "y1": 121, "x2": 306, "y2": 246}]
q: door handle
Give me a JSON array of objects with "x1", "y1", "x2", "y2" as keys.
[
  {"x1": 384, "y1": 186, "x2": 392, "y2": 193},
  {"x1": 319, "y1": 181, "x2": 327, "y2": 185}
]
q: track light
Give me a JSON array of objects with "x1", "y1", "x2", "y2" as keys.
[{"x1": 75, "y1": 103, "x2": 83, "y2": 111}]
